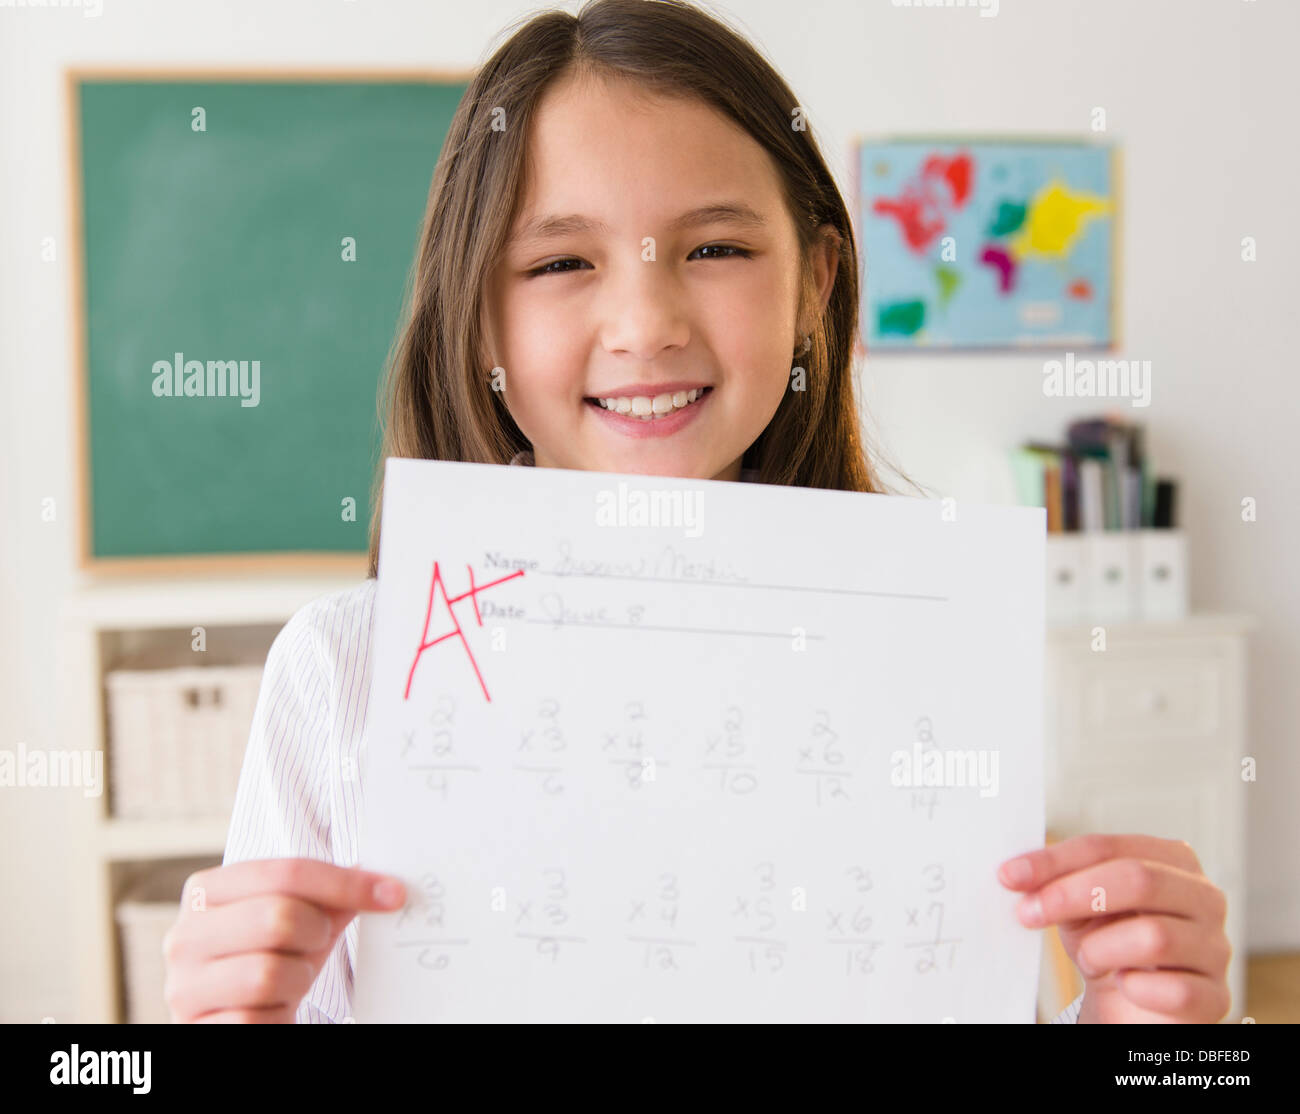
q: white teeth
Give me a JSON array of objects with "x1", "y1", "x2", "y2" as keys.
[{"x1": 595, "y1": 388, "x2": 708, "y2": 417}]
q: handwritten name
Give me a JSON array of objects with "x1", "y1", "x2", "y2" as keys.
[
  {"x1": 651, "y1": 545, "x2": 747, "y2": 584},
  {"x1": 550, "y1": 541, "x2": 747, "y2": 584}
]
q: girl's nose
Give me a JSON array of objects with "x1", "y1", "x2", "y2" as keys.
[{"x1": 597, "y1": 257, "x2": 691, "y2": 360}]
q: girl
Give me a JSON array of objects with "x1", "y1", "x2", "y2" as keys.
[{"x1": 161, "y1": 0, "x2": 1231, "y2": 1025}]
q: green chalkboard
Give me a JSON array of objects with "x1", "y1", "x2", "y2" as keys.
[{"x1": 73, "y1": 74, "x2": 468, "y2": 564}]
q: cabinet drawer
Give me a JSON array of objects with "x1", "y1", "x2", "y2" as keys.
[
  {"x1": 1075, "y1": 652, "x2": 1224, "y2": 743},
  {"x1": 1053, "y1": 774, "x2": 1243, "y2": 891}
]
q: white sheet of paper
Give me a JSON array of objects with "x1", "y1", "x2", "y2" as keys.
[{"x1": 353, "y1": 459, "x2": 1044, "y2": 1022}]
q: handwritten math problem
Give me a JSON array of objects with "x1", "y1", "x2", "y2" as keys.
[{"x1": 355, "y1": 460, "x2": 1045, "y2": 1022}]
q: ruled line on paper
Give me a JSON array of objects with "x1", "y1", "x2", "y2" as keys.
[
  {"x1": 523, "y1": 619, "x2": 828, "y2": 639},
  {"x1": 536, "y1": 570, "x2": 949, "y2": 603},
  {"x1": 514, "y1": 933, "x2": 589, "y2": 943}
]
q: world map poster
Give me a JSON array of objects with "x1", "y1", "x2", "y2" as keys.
[{"x1": 857, "y1": 140, "x2": 1116, "y2": 350}]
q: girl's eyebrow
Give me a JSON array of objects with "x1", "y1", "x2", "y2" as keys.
[{"x1": 512, "y1": 202, "x2": 768, "y2": 243}]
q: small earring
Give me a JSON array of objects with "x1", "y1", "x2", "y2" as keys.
[{"x1": 796, "y1": 334, "x2": 811, "y2": 355}]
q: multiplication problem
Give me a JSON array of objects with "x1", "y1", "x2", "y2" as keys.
[
  {"x1": 731, "y1": 861, "x2": 788, "y2": 974},
  {"x1": 392, "y1": 871, "x2": 468, "y2": 972},
  {"x1": 826, "y1": 864, "x2": 884, "y2": 977},
  {"x1": 512, "y1": 698, "x2": 568, "y2": 796},
  {"x1": 701, "y1": 704, "x2": 757, "y2": 795},
  {"x1": 403, "y1": 695, "x2": 481, "y2": 798},
  {"x1": 625, "y1": 871, "x2": 696, "y2": 971},
  {"x1": 902, "y1": 862, "x2": 962, "y2": 973},
  {"x1": 602, "y1": 700, "x2": 664, "y2": 789},
  {"x1": 910, "y1": 716, "x2": 942, "y2": 821},
  {"x1": 514, "y1": 867, "x2": 587, "y2": 962},
  {"x1": 796, "y1": 708, "x2": 851, "y2": 807}
]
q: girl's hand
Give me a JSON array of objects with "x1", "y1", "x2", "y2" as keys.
[
  {"x1": 162, "y1": 858, "x2": 406, "y2": 1023},
  {"x1": 997, "y1": 834, "x2": 1231, "y2": 1023}
]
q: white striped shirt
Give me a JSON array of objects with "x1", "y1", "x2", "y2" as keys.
[
  {"x1": 222, "y1": 458, "x2": 1085, "y2": 1024},
  {"x1": 224, "y1": 578, "x2": 377, "y2": 1022}
]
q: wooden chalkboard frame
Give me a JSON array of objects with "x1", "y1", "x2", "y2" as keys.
[{"x1": 66, "y1": 67, "x2": 475, "y2": 576}]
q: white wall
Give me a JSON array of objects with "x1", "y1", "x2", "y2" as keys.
[{"x1": 2, "y1": 0, "x2": 1295, "y2": 1021}]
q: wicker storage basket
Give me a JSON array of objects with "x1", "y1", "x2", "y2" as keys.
[
  {"x1": 105, "y1": 660, "x2": 264, "y2": 820},
  {"x1": 116, "y1": 862, "x2": 204, "y2": 1024}
]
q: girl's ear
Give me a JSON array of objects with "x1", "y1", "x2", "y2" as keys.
[
  {"x1": 796, "y1": 223, "x2": 841, "y2": 342},
  {"x1": 811, "y1": 223, "x2": 841, "y2": 315}
]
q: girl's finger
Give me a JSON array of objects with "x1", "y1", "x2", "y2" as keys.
[
  {"x1": 192, "y1": 1005, "x2": 296, "y2": 1023},
  {"x1": 165, "y1": 951, "x2": 318, "y2": 1022},
  {"x1": 1116, "y1": 969, "x2": 1232, "y2": 1022},
  {"x1": 181, "y1": 858, "x2": 406, "y2": 913},
  {"x1": 1017, "y1": 858, "x2": 1225, "y2": 928},
  {"x1": 165, "y1": 895, "x2": 334, "y2": 964},
  {"x1": 998, "y1": 833, "x2": 1201, "y2": 892},
  {"x1": 1074, "y1": 913, "x2": 1232, "y2": 981}
]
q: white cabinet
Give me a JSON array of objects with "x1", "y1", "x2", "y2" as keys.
[
  {"x1": 61, "y1": 573, "x2": 363, "y2": 1023},
  {"x1": 1044, "y1": 614, "x2": 1255, "y2": 1020}
]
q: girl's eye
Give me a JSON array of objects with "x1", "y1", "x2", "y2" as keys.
[
  {"x1": 527, "y1": 257, "x2": 589, "y2": 278},
  {"x1": 526, "y1": 245, "x2": 752, "y2": 277},
  {"x1": 690, "y1": 244, "x2": 752, "y2": 261}
]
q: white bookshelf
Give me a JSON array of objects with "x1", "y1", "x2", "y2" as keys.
[{"x1": 61, "y1": 573, "x2": 364, "y2": 1024}]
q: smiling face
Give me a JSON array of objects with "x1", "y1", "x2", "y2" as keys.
[{"x1": 483, "y1": 70, "x2": 836, "y2": 481}]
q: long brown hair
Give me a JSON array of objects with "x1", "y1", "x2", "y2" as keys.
[{"x1": 369, "y1": 0, "x2": 892, "y2": 577}]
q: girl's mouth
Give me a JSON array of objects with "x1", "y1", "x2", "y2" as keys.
[
  {"x1": 583, "y1": 386, "x2": 713, "y2": 439},
  {"x1": 586, "y1": 386, "x2": 711, "y2": 419}
]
